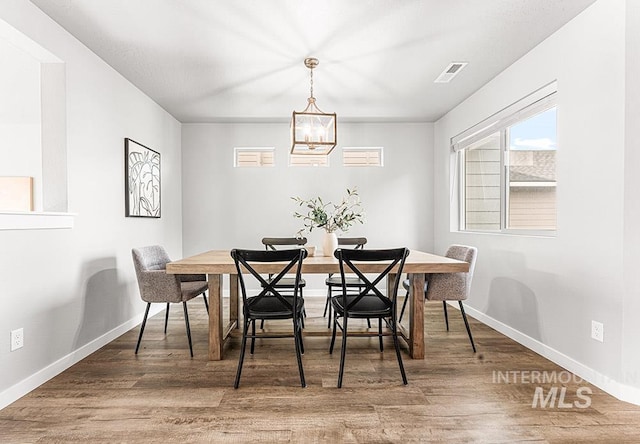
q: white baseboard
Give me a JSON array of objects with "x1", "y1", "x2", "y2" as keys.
[
  {"x1": 0, "y1": 305, "x2": 163, "y2": 410},
  {"x1": 461, "y1": 303, "x2": 640, "y2": 406}
]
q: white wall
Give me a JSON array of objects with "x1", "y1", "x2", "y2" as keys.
[
  {"x1": 0, "y1": 36, "x2": 42, "y2": 209},
  {"x1": 0, "y1": 1, "x2": 183, "y2": 408},
  {"x1": 181, "y1": 122, "x2": 433, "y2": 290},
  {"x1": 622, "y1": 0, "x2": 640, "y2": 390},
  {"x1": 435, "y1": 0, "x2": 639, "y2": 400}
]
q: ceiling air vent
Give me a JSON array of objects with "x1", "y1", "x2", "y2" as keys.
[{"x1": 434, "y1": 62, "x2": 468, "y2": 83}]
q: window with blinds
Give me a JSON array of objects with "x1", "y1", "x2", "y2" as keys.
[
  {"x1": 342, "y1": 147, "x2": 383, "y2": 167},
  {"x1": 234, "y1": 148, "x2": 275, "y2": 167},
  {"x1": 289, "y1": 153, "x2": 329, "y2": 167}
]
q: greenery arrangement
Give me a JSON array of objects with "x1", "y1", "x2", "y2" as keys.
[{"x1": 292, "y1": 188, "x2": 365, "y2": 236}]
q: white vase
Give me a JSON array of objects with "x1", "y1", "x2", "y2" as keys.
[{"x1": 322, "y1": 231, "x2": 338, "y2": 257}]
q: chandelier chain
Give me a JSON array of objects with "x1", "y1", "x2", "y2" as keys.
[{"x1": 309, "y1": 67, "x2": 314, "y2": 99}]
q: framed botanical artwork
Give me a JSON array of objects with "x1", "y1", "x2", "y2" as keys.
[{"x1": 125, "y1": 138, "x2": 160, "y2": 218}]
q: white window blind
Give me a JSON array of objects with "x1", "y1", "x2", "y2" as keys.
[
  {"x1": 289, "y1": 154, "x2": 328, "y2": 167},
  {"x1": 234, "y1": 148, "x2": 275, "y2": 167},
  {"x1": 342, "y1": 147, "x2": 383, "y2": 167}
]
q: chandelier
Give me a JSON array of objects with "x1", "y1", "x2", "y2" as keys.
[{"x1": 290, "y1": 58, "x2": 337, "y2": 155}]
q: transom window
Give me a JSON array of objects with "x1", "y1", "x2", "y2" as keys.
[
  {"x1": 453, "y1": 83, "x2": 557, "y2": 235},
  {"x1": 342, "y1": 147, "x2": 383, "y2": 167},
  {"x1": 234, "y1": 148, "x2": 274, "y2": 167}
]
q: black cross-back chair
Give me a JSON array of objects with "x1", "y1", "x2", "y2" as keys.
[
  {"x1": 329, "y1": 247, "x2": 410, "y2": 388},
  {"x1": 323, "y1": 237, "x2": 368, "y2": 328},
  {"x1": 231, "y1": 248, "x2": 308, "y2": 388},
  {"x1": 259, "y1": 237, "x2": 307, "y2": 328}
]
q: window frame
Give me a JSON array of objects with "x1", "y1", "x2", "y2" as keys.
[
  {"x1": 233, "y1": 147, "x2": 275, "y2": 168},
  {"x1": 453, "y1": 82, "x2": 557, "y2": 236},
  {"x1": 342, "y1": 147, "x2": 384, "y2": 167}
]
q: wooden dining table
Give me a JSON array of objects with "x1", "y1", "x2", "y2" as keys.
[{"x1": 166, "y1": 249, "x2": 469, "y2": 361}]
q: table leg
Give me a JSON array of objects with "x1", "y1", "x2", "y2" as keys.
[
  {"x1": 207, "y1": 273, "x2": 224, "y2": 360},
  {"x1": 229, "y1": 274, "x2": 239, "y2": 329},
  {"x1": 408, "y1": 273, "x2": 425, "y2": 359}
]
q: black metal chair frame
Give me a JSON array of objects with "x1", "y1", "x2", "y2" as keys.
[
  {"x1": 260, "y1": 237, "x2": 307, "y2": 328},
  {"x1": 323, "y1": 237, "x2": 367, "y2": 328},
  {"x1": 231, "y1": 248, "x2": 308, "y2": 388},
  {"x1": 329, "y1": 247, "x2": 409, "y2": 388}
]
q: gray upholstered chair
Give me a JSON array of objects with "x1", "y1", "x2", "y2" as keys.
[
  {"x1": 400, "y1": 244, "x2": 478, "y2": 352},
  {"x1": 131, "y1": 245, "x2": 208, "y2": 357}
]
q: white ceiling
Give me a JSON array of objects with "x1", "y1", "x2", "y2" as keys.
[{"x1": 29, "y1": 0, "x2": 596, "y2": 123}]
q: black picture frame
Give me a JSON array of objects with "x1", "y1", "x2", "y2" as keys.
[{"x1": 125, "y1": 138, "x2": 161, "y2": 218}]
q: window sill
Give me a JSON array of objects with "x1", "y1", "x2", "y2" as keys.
[{"x1": 0, "y1": 211, "x2": 76, "y2": 230}]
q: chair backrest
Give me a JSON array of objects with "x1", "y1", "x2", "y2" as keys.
[
  {"x1": 338, "y1": 237, "x2": 367, "y2": 249},
  {"x1": 262, "y1": 237, "x2": 307, "y2": 251},
  {"x1": 335, "y1": 247, "x2": 409, "y2": 314},
  {"x1": 425, "y1": 245, "x2": 477, "y2": 302},
  {"x1": 231, "y1": 248, "x2": 308, "y2": 314},
  {"x1": 132, "y1": 245, "x2": 182, "y2": 303}
]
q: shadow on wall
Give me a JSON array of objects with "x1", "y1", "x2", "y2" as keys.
[
  {"x1": 74, "y1": 257, "x2": 129, "y2": 349},
  {"x1": 485, "y1": 277, "x2": 542, "y2": 342}
]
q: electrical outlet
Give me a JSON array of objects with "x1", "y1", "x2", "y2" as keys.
[
  {"x1": 591, "y1": 321, "x2": 604, "y2": 342},
  {"x1": 10, "y1": 328, "x2": 24, "y2": 351}
]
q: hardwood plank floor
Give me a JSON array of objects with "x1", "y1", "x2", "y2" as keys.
[{"x1": 2, "y1": 297, "x2": 640, "y2": 443}]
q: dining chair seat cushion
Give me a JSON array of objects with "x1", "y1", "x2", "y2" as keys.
[
  {"x1": 246, "y1": 295, "x2": 305, "y2": 319},
  {"x1": 262, "y1": 277, "x2": 306, "y2": 288},
  {"x1": 330, "y1": 294, "x2": 392, "y2": 318},
  {"x1": 325, "y1": 276, "x2": 365, "y2": 287},
  {"x1": 181, "y1": 280, "x2": 209, "y2": 301}
]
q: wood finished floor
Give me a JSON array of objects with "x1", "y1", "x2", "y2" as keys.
[{"x1": 2, "y1": 297, "x2": 640, "y2": 443}]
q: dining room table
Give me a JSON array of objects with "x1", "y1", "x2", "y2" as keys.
[{"x1": 166, "y1": 249, "x2": 469, "y2": 360}]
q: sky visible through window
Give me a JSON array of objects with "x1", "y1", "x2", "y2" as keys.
[{"x1": 509, "y1": 107, "x2": 557, "y2": 151}]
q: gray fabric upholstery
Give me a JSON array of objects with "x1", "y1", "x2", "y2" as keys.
[
  {"x1": 132, "y1": 245, "x2": 207, "y2": 303},
  {"x1": 425, "y1": 245, "x2": 477, "y2": 302}
]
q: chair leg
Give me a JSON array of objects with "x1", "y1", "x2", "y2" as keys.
[
  {"x1": 135, "y1": 303, "x2": 151, "y2": 354},
  {"x1": 337, "y1": 317, "x2": 348, "y2": 388},
  {"x1": 459, "y1": 301, "x2": 476, "y2": 353},
  {"x1": 323, "y1": 285, "x2": 331, "y2": 317},
  {"x1": 250, "y1": 319, "x2": 256, "y2": 354},
  {"x1": 367, "y1": 318, "x2": 372, "y2": 328},
  {"x1": 164, "y1": 303, "x2": 170, "y2": 334},
  {"x1": 329, "y1": 310, "x2": 338, "y2": 354},
  {"x1": 399, "y1": 289, "x2": 409, "y2": 324},
  {"x1": 202, "y1": 292, "x2": 209, "y2": 314},
  {"x1": 391, "y1": 321, "x2": 408, "y2": 385},
  {"x1": 326, "y1": 287, "x2": 333, "y2": 328},
  {"x1": 183, "y1": 302, "x2": 193, "y2": 358},
  {"x1": 378, "y1": 318, "x2": 383, "y2": 352},
  {"x1": 234, "y1": 318, "x2": 250, "y2": 389},
  {"x1": 297, "y1": 318, "x2": 305, "y2": 355},
  {"x1": 294, "y1": 320, "x2": 306, "y2": 388},
  {"x1": 443, "y1": 301, "x2": 449, "y2": 331}
]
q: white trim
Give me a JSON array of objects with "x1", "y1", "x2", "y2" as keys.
[
  {"x1": 451, "y1": 81, "x2": 558, "y2": 151},
  {"x1": 509, "y1": 182, "x2": 556, "y2": 187},
  {"x1": 459, "y1": 303, "x2": 640, "y2": 406},
  {"x1": 0, "y1": 211, "x2": 75, "y2": 230},
  {"x1": 0, "y1": 305, "x2": 162, "y2": 410}
]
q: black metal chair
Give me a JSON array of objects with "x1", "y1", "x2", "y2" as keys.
[
  {"x1": 323, "y1": 237, "x2": 367, "y2": 328},
  {"x1": 231, "y1": 248, "x2": 308, "y2": 388},
  {"x1": 260, "y1": 237, "x2": 307, "y2": 328},
  {"x1": 399, "y1": 244, "x2": 478, "y2": 352},
  {"x1": 329, "y1": 247, "x2": 410, "y2": 388}
]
